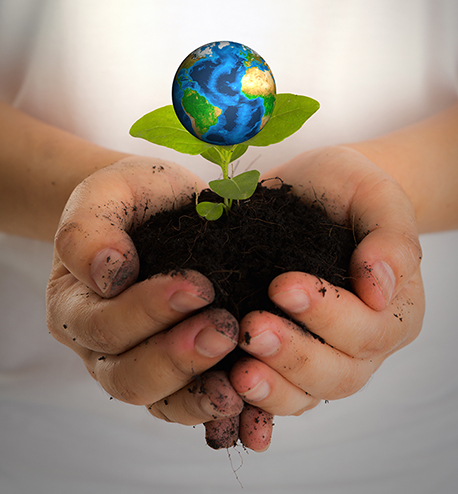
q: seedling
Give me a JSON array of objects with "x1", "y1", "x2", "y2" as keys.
[{"x1": 130, "y1": 44, "x2": 319, "y2": 220}]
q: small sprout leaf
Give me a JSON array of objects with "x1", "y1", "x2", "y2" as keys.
[
  {"x1": 129, "y1": 105, "x2": 213, "y2": 155},
  {"x1": 209, "y1": 170, "x2": 260, "y2": 201},
  {"x1": 196, "y1": 201, "x2": 225, "y2": 221}
]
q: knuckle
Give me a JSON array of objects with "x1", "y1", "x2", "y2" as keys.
[
  {"x1": 166, "y1": 353, "x2": 196, "y2": 381},
  {"x1": 284, "y1": 348, "x2": 311, "y2": 378},
  {"x1": 292, "y1": 398, "x2": 319, "y2": 416},
  {"x1": 47, "y1": 281, "x2": 127, "y2": 354},
  {"x1": 179, "y1": 400, "x2": 208, "y2": 426},
  {"x1": 356, "y1": 329, "x2": 390, "y2": 358},
  {"x1": 46, "y1": 282, "x2": 75, "y2": 346},
  {"x1": 141, "y1": 288, "x2": 174, "y2": 328},
  {"x1": 85, "y1": 324, "x2": 122, "y2": 354},
  {"x1": 101, "y1": 362, "x2": 145, "y2": 406},
  {"x1": 46, "y1": 286, "x2": 62, "y2": 338},
  {"x1": 54, "y1": 221, "x2": 81, "y2": 258},
  {"x1": 400, "y1": 232, "x2": 423, "y2": 270},
  {"x1": 147, "y1": 403, "x2": 174, "y2": 422},
  {"x1": 84, "y1": 309, "x2": 128, "y2": 354},
  {"x1": 328, "y1": 363, "x2": 372, "y2": 399},
  {"x1": 148, "y1": 396, "x2": 205, "y2": 426}
]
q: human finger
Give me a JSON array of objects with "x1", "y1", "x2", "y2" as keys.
[
  {"x1": 239, "y1": 405, "x2": 274, "y2": 452},
  {"x1": 268, "y1": 271, "x2": 424, "y2": 359},
  {"x1": 47, "y1": 269, "x2": 214, "y2": 355},
  {"x1": 205, "y1": 416, "x2": 241, "y2": 450},
  {"x1": 347, "y1": 178, "x2": 422, "y2": 311},
  {"x1": 149, "y1": 371, "x2": 244, "y2": 426},
  {"x1": 230, "y1": 356, "x2": 320, "y2": 416}
]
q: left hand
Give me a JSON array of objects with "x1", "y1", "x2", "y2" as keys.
[{"x1": 229, "y1": 146, "x2": 425, "y2": 451}]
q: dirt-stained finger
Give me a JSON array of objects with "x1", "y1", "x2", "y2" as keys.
[
  {"x1": 148, "y1": 371, "x2": 244, "y2": 426},
  {"x1": 47, "y1": 269, "x2": 214, "y2": 355},
  {"x1": 239, "y1": 405, "x2": 274, "y2": 452}
]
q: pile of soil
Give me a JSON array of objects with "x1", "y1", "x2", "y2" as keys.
[
  {"x1": 131, "y1": 182, "x2": 356, "y2": 449},
  {"x1": 131, "y1": 182, "x2": 356, "y2": 320}
]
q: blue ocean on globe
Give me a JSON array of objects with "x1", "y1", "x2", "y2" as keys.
[{"x1": 172, "y1": 41, "x2": 276, "y2": 146}]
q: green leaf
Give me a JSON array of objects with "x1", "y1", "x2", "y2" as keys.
[
  {"x1": 244, "y1": 93, "x2": 320, "y2": 147},
  {"x1": 209, "y1": 170, "x2": 260, "y2": 200},
  {"x1": 129, "y1": 105, "x2": 213, "y2": 155},
  {"x1": 196, "y1": 201, "x2": 224, "y2": 221},
  {"x1": 200, "y1": 144, "x2": 248, "y2": 167}
]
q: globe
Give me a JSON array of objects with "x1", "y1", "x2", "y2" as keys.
[{"x1": 172, "y1": 41, "x2": 276, "y2": 146}]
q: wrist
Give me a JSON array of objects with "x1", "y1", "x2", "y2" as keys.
[{"x1": 0, "y1": 100, "x2": 132, "y2": 240}]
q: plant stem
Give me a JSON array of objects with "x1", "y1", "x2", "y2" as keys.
[
  {"x1": 214, "y1": 146, "x2": 237, "y2": 209},
  {"x1": 214, "y1": 146, "x2": 231, "y2": 178}
]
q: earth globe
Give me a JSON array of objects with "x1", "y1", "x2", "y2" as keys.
[{"x1": 172, "y1": 41, "x2": 276, "y2": 146}]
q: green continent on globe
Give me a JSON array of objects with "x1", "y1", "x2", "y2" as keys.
[
  {"x1": 181, "y1": 88, "x2": 222, "y2": 137},
  {"x1": 242, "y1": 51, "x2": 265, "y2": 68}
]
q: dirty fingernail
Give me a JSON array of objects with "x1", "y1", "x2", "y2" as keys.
[
  {"x1": 246, "y1": 331, "x2": 281, "y2": 357},
  {"x1": 242, "y1": 379, "x2": 270, "y2": 403},
  {"x1": 271, "y1": 288, "x2": 311, "y2": 313},
  {"x1": 195, "y1": 327, "x2": 236, "y2": 358},
  {"x1": 169, "y1": 290, "x2": 211, "y2": 313},
  {"x1": 371, "y1": 260, "x2": 396, "y2": 306},
  {"x1": 91, "y1": 248, "x2": 126, "y2": 295}
]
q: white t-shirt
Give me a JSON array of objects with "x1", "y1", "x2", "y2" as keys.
[{"x1": 1, "y1": 1, "x2": 457, "y2": 493}]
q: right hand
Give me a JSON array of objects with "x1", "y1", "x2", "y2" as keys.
[
  {"x1": 46, "y1": 156, "x2": 244, "y2": 429},
  {"x1": 229, "y1": 146, "x2": 425, "y2": 451}
]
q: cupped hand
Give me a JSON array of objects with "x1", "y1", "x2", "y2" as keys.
[
  {"x1": 230, "y1": 146, "x2": 425, "y2": 451},
  {"x1": 46, "y1": 156, "x2": 244, "y2": 429}
]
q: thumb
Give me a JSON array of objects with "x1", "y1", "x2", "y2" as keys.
[
  {"x1": 350, "y1": 229, "x2": 422, "y2": 311},
  {"x1": 53, "y1": 156, "x2": 201, "y2": 297},
  {"x1": 54, "y1": 164, "x2": 140, "y2": 298},
  {"x1": 349, "y1": 181, "x2": 422, "y2": 311}
]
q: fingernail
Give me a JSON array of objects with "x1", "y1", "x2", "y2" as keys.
[
  {"x1": 195, "y1": 327, "x2": 236, "y2": 358},
  {"x1": 242, "y1": 379, "x2": 270, "y2": 402},
  {"x1": 246, "y1": 331, "x2": 281, "y2": 357},
  {"x1": 371, "y1": 260, "x2": 396, "y2": 306},
  {"x1": 271, "y1": 288, "x2": 311, "y2": 313},
  {"x1": 169, "y1": 290, "x2": 211, "y2": 313},
  {"x1": 91, "y1": 248, "x2": 126, "y2": 295}
]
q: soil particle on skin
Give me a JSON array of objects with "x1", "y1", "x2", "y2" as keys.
[
  {"x1": 131, "y1": 183, "x2": 355, "y2": 321},
  {"x1": 243, "y1": 331, "x2": 252, "y2": 345}
]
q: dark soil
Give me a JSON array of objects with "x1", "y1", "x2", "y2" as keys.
[{"x1": 132, "y1": 181, "x2": 355, "y2": 319}]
